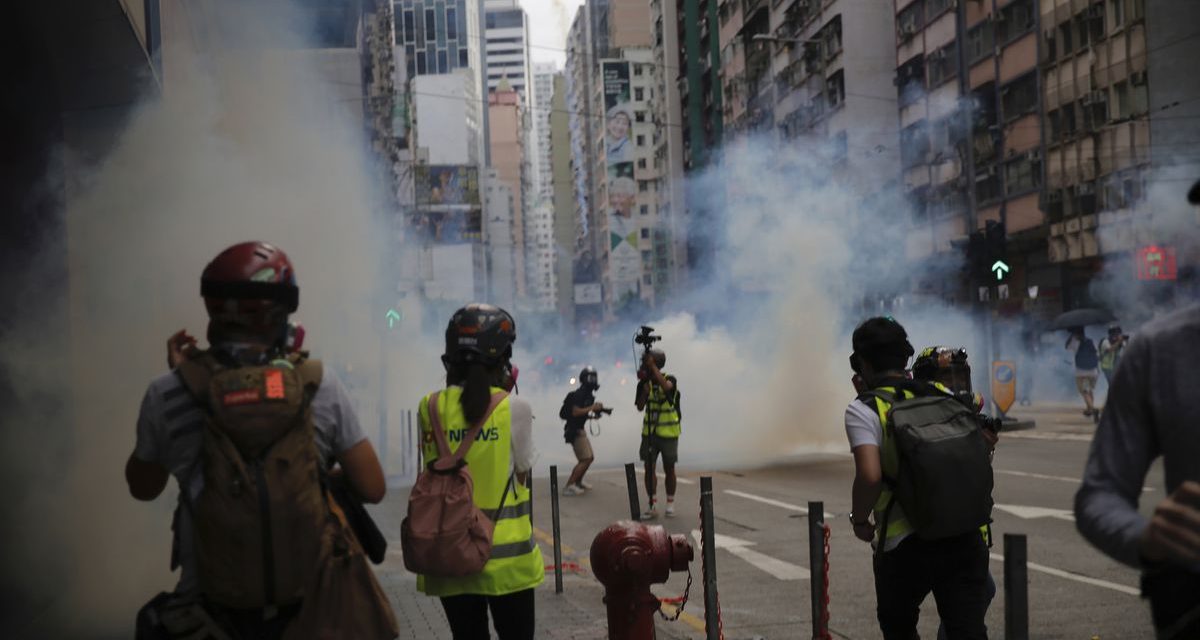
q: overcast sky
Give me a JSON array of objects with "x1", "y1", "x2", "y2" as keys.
[{"x1": 520, "y1": 0, "x2": 580, "y2": 66}]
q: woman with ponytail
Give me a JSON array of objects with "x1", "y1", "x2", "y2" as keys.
[{"x1": 415, "y1": 304, "x2": 542, "y2": 640}]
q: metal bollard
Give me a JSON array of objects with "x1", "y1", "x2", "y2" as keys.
[
  {"x1": 625, "y1": 462, "x2": 642, "y2": 521},
  {"x1": 403, "y1": 410, "x2": 412, "y2": 476},
  {"x1": 550, "y1": 465, "x2": 564, "y2": 593},
  {"x1": 1004, "y1": 533, "x2": 1029, "y2": 640},
  {"x1": 808, "y1": 501, "x2": 826, "y2": 640},
  {"x1": 699, "y1": 476, "x2": 720, "y2": 640}
]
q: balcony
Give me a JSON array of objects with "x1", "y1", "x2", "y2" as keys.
[{"x1": 741, "y1": 0, "x2": 767, "y2": 19}]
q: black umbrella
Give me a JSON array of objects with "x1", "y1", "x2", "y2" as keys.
[{"x1": 1052, "y1": 308, "x2": 1116, "y2": 330}]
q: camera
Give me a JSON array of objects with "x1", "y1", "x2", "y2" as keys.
[
  {"x1": 590, "y1": 407, "x2": 614, "y2": 419},
  {"x1": 977, "y1": 414, "x2": 1002, "y2": 434},
  {"x1": 634, "y1": 325, "x2": 661, "y2": 349}
]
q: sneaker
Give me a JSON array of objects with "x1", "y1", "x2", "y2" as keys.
[
  {"x1": 641, "y1": 504, "x2": 658, "y2": 520},
  {"x1": 665, "y1": 502, "x2": 676, "y2": 518},
  {"x1": 578, "y1": 479, "x2": 594, "y2": 490},
  {"x1": 562, "y1": 484, "x2": 583, "y2": 497}
]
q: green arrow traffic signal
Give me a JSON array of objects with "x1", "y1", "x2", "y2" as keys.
[
  {"x1": 385, "y1": 308, "x2": 401, "y2": 329},
  {"x1": 991, "y1": 260, "x2": 1010, "y2": 281}
]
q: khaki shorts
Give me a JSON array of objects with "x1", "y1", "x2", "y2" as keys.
[
  {"x1": 640, "y1": 434, "x2": 679, "y2": 466},
  {"x1": 1075, "y1": 373, "x2": 1098, "y2": 394},
  {"x1": 571, "y1": 432, "x2": 594, "y2": 461}
]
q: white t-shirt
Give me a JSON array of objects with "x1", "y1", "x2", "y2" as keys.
[
  {"x1": 844, "y1": 398, "x2": 911, "y2": 552},
  {"x1": 134, "y1": 366, "x2": 367, "y2": 593}
]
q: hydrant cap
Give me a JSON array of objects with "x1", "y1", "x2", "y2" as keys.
[{"x1": 590, "y1": 520, "x2": 675, "y2": 587}]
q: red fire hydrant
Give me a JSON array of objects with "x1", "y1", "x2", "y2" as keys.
[{"x1": 590, "y1": 520, "x2": 694, "y2": 640}]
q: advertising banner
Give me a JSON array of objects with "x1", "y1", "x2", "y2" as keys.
[
  {"x1": 601, "y1": 60, "x2": 640, "y2": 303},
  {"x1": 412, "y1": 165, "x2": 481, "y2": 243}
]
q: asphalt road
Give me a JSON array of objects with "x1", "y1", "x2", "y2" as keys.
[{"x1": 519, "y1": 420, "x2": 1158, "y2": 639}]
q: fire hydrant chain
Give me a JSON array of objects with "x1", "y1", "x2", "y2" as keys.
[{"x1": 657, "y1": 566, "x2": 693, "y2": 621}]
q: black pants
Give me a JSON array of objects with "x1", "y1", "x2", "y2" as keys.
[
  {"x1": 1143, "y1": 569, "x2": 1200, "y2": 639},
  {"x1": 440, "y1": 588, "x2": 536, "y2": 640},
  {"x1": 873, "y1": 532, "x2": 990, "y2": 640}
]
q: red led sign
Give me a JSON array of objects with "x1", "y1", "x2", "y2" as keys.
[{"x1": 1136, "y1": 245, "x2": 1177, "y2": 281}]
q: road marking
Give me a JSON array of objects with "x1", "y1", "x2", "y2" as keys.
[
  {"x1": 988, "y1": 553, "x2": 1139, "y2": 596},
  {"x1": 1002, "y1": 431, "x2": 1093, "y2": 442},
  {"x1": 691, "y1": 530, "x2": 809, "y2": 580},
  {"x1": 994, "y1": 503, "x2": 1075, "y2": 522},
  {"x1": 657, "y1": 472, "x2": 695, "y2": 485},
  {"x1": 533, "y1": 527, "x2": 577, "y2": 555},
  {"x1": 996, "y1": 468, "x2": 1154, "y2": 491},
  {"x1": 724, "y1": 490, "x2": 809, "y2": 514},
  {"x1": 657, "y1": 602, "x2": 708, "y2": 632}
]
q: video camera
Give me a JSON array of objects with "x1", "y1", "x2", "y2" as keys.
[{"x1": 634, "y1": 325, "x2": 661, "y2": 350}]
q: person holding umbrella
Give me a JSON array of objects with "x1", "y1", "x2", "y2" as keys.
[{"x1": 1067, "y1": 327, "x2": 1101, "y2": 420}]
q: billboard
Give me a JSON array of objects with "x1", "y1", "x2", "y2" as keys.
[
  {"x1": 601, "y1": 60, "x2": 640, "y2": 303},
  {"x1": 412, "y1": 165, "x2": 482, "y2": 243}
]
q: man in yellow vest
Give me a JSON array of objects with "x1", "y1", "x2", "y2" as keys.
[
  {"x1": 636, "y1": 349, "x2": 680, "y2": 518},
  {"x1": 844, "y1": 318, "x2": 990, "y2": 639}
]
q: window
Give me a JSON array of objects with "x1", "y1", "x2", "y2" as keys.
[
  {"x1": 901, "y1": 120, "x2": 930, "y2": 169},
  {"x1": 1059, "y1": 21, "x2": 1074, "y2": 56},
  {"x1": 926, "y1": 0, "x2": 953, "y2": 20},
  {"x1": 1048, "y1": 108, "x2": 1061, "y2": 141},
  {"x1": 926, "y1": 41, "x2": 957, "y2": 87},
  {"x1": 897, "y1": 1, "x2": 924, "y2": 42},
  {"x1": 417, "y1": 51, "x2": 427, "y2": 74},
  {"x1": 639, "y1": 181, "x2": 649, "y2": 192},
  {"x1": 1081, "y1": 92, "x2": 1108, "y2": 131},
  {"x1": 437, "y1": 50, "x2": 448, "y2": 73},
  {"x1": 822, "y1": 15, "x2": 842, "y2": 59},
  {"x1": 1062, "y1": 102, "x2": 1077, "y2": 137},
  {"x1": 826, "y1": 70, "x2": 845, "y2": 108},
  {"x1": 486, "y1": 10, "x2": 524, "y2": 29},
  {"x1": 459, "y1": 49, "x2": 469, "y2": 67},
  {"x1": 1001, "y1": 73, "x2": 1037, "y2": 121},
  {"x1": 897, "y1": 55, "x2": 926, "y2": 107},
  {"x1": 635, "y1": 87, "x2": 644, "y2": 101},
  {"x1": 425, "y1": 9, "x2": 436, "y2": 41},
  {"x1": 634, "y1": 64, "x2": 644, "y2": 76},
  {"x1": 975, "y1": 166, "x2": 1001, "y2": 203},
  {"x1": 831, "y1": 130, "x2": 848, "y2": 163},
  {"x1": 1044, "y1": 29, "x2": 1057, "y2": 62},
  {"x1": 640, "y1": 205, "x2": 650, "y2": 215},
  {"x1": 1005, "y1": 152, "x2": 1042, "y2": 195},
  {"x1": 638, "y1": 158, "x2": 647, "y2": 169},
  {"x1": 1110, "y1": 0, "x2": 1124, "y2": 29},
  {"x1": 1110, "y1": 81, "x2": 1132, "y2": 119},
  {"x1": 641, "y1": 250, "x2": 653, "y2": 262},
  {"x1": 403, "y1": 11, "x2": 415, "y2": 44},
  {"x1": 641, "y1": 228, "x2": 651, "y2": 239},
  {"x1": 1075, "y1": 14, "x2": 1090, "y2": 50},
  {"x1": 446, "y1": 8, "x2": 457, "y2": 40},
  {"x1": 967, "y1": 21, "x2": 994, "y2": 63},
  {"x1": 997, "y1": 0, "x2": 1035, "y2": 44},
  {"x1": 644, "y1": 274, "x2": 653, "y2": 285},
  {"x1": 1088, "y1": 4, "x2": 1106, "y2": 42},
  {"x1": 636, "y1": 135, "x2": 646, "y2": 146}
]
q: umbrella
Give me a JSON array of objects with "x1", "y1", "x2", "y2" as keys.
[{"x1": 1052, "y1": 308, "x2": 1116, "y2": 330}]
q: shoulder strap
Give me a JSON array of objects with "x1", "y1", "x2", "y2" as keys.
[
  {"x1": 292, "y1": 354, "x2": 323, "y2": 392},
  {"x1": 428, "y1": 390, "x2": 510, "y2": 466},
  {"x1": 174, "y1": 352, "x2": 219, "y2": 410}
]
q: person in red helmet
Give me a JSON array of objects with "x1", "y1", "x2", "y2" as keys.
[{"x1": 126, "y1": 241, "x2": 396, "y2": 640}]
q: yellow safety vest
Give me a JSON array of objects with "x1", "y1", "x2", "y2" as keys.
[
  {"x1": 641, "y1": 374, "x2": 681, "y2": 438},
  {"x1": 866, "y1": 383, "x2": 992, "y2": 549},
  {"x1": 416, "y1": 386, "x2": 544, "y2": 597}
]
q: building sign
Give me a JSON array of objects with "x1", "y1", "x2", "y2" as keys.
[
  {"x1": 574, "y1": 283, "x2": 602, "y2": 305},
  {"x1": 601, "y1": 60, "x2": 640, "y2": 305},
  {"x1": 412, "y1": 165, "x2": 481, "y2": 244},
  {"x1": 1136, "y1": 245, "x2": 1177, "y2": 281}
]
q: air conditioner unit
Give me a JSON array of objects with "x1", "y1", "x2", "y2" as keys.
[{"x1": 1045, "y1": 189, "x2": 1063, "y2": 203}]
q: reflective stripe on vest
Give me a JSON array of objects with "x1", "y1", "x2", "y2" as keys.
[
  {"x1": 641, "y1": 374, "x2": 681, "y2": 438},
  {"x1": 416, "y1": 386, "x2": 544, "y2": 598}
]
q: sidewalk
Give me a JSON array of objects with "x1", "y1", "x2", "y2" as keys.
[{"x1": 1005, "y1": 401, "x2": 1103, "y2": 438}]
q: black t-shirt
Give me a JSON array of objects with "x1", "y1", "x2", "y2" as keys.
[{"x1": 560, "y1": 388, "x2": 594, "y2": 436}]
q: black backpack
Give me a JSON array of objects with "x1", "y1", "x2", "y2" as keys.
[
  {"x1": 1075, "y1": 338, "x2": 1099, "y2": 369},
  {"x1": 859, "y1": 382, "x2": 994, "y2": 543}
]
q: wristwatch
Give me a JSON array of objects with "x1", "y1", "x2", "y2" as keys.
[{"x1": 849, "y1": 511, "x2": 871, "y2": 526}]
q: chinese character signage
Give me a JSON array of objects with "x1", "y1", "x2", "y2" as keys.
[{"x1": 1136, "y1": 245, "x2": 1177, "y2": 281}]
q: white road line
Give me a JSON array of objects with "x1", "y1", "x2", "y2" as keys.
[
  {"x1": 657, "y1": 472, "x2": 695, "y2": 485},
  {"x1": 724, "y1": 490, "x2": 809, "y2": 514},
  {"x1": 692, "y1": 530, "x2": 809, "y2": 580},
  {"x1": 996, "y1": 469, "x2": 1154, "y2": 491},
  {"x1": 1002, "y1": 431, "x2": 1093, "y2": 442},
  {"x1": 988, "y1": 553, "x2": 1140, "y2": 596}
]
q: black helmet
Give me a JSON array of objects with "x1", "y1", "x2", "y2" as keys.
[
  {"x1": 912, "y1": 345, "x2": 972, "y2": 395},
  {"x1": 443, "y1": 303, "x2": 516, "y2": 368},
  {"x1": 851, "y1": 316, "x2": 914, "y2": 373},
  {"x1": 579, "y1": 366, "x2": 599, "y2": 390}
]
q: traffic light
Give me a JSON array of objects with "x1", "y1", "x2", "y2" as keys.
[
  {"x1": 966, "y1": 230, "x2": 988, "y2": 281},
  {"x1": 985, "y1": 220, "x2": 1009, "y2": 282}
]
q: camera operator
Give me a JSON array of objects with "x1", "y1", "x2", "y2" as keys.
[
  {"x1": 559, "y1": 367, "x2": 605, "y2": 496},
  {"x1": 635, "y1": 349, "x2": 680, "y2": 518},
  {"x1": 1099, "y1": 323, "x2": 1128, "y2": 385}
]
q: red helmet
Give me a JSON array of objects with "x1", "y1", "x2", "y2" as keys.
[{"x1": 201, "y1": 241, "x2": 298, "y2": 344}]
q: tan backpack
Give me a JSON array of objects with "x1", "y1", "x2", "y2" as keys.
[
  {"x1": 401, "y1": 390, "x2": 511, "y2": 577},
  {"x1": 176, "y1": 351, "x2": 327, "y2": 609}
]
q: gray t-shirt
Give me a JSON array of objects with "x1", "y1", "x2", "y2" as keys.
[
  {"x1": 134, "y1": 365, "x2": 367, "y2": 592},
  {"x1": 1075, "y1": 304, "x2": 1200, "y2": 572}
]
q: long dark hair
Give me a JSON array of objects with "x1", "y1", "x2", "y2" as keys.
[{"x1": 446, "y1": 360, "x2": 504, "y2": 424}]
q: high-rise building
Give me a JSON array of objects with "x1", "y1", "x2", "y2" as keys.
[
  {"x1": 483, "y1": 0, "x2": 533, "y2": 99},
  {"x1": 678, "y1": 0, "x2": 724, "y2": 172},
  {"x1": 650, "y1": 0, "x2": 689, "y2": 292},
  {"x1": 526, "y1": 62, "x2": 562, "y2": 312},
  {"x1": 550, "y1": 72, "x2": 579, "y2": 320},
  {"x1": 488, "y1": 83, "x2": 528, "y2": 297},
  {"x1": 532, "y1": 62, "x2": 559, "y2": 206},
  {"x1": 566, "y1": 7, "x2": 603, "y2": 326}
]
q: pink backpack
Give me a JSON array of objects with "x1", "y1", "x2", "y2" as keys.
[{"x1": 401, "y1": 390, "x2": 511, "y2": 577}]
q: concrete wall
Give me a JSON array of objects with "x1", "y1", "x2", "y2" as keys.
[{"x1": 414, "y1": 71, "x2": 479, "y2": 165}]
